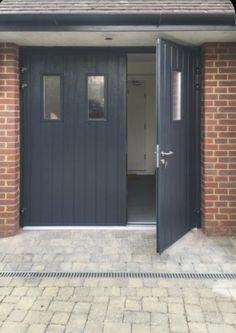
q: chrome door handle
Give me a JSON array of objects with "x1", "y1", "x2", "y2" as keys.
[{"x1": 161, "y1": 151, "x2": 174, "y2": 157}]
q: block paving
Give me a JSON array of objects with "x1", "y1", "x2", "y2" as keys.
[
  {"x1": 0, "y1": 229, "x2": 235, "y2": 273},
  {"x1": 0, "y1": 277, "x2": 235, "y2": 332},
  {"x1": 0, "y1": 229, "x2": 235, "y2": 332}
]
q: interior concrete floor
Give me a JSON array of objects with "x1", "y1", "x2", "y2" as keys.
[{"x1": 127, "y1": 175, "x2": 156, "y2": 224}]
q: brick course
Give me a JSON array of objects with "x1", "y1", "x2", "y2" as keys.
[
  {"x1": 202, "y1": 43, "x2": 236, "y2": 236},
  {"x1": 0, "y1": 43, "x2": 20, "y2": 237}
]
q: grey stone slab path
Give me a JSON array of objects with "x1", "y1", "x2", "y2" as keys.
[
  {"x1": 0, "y1": 229, "x2": 235, "y2": 273},
  {"x1": 0, "y1": 277, "x2": 236, "y2": 333}
]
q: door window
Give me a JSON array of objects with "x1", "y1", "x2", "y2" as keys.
[
  {"x1": 171, "y1": 70, "x2": 182, "y2": 121},
  {"x1": 88, "y1": 76, "x2": 106, "y2": 120},
  {"x1": 43, "y1": 75, "x2": 62, "y2": 120}
]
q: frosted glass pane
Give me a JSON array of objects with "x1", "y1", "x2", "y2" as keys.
[
  {"x1": 88, "y1": 76, "x2": 105, "y2": 120},
  {"x1": 172, "y1": 71, "x2": 182, "y2": 121},
  {"x1": 43, "y1": 76, "x2": 61, "y2": 120}
]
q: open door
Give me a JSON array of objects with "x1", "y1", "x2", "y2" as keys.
[{"x1": 156, "y1": 39, "x2": 200, "y2": 253}]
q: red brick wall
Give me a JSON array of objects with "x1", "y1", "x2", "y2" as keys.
[
  {"x1": 0, "y1": 43, "x2": 20, "y2": 237},
  {"x1": 202, "y1": 43, "x2": 236, "y2": 236}
]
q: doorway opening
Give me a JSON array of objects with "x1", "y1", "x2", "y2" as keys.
[{"x1": 127, "y1": 54, "x2": 156, "y2": 225}]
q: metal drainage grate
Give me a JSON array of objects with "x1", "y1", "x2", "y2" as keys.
[{"x1": 0, "y1": 271, "x2": 235, "y2": 280}]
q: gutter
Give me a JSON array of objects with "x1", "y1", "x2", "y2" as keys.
[{"x1": 0, "y1": 12, "x2": 235, "y2": 29}]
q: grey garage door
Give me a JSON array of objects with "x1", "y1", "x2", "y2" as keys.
[{"x1": 21, "y1": 48, "x2": 127, "y2": 227}]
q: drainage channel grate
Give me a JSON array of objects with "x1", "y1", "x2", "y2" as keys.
[{"x1": 0, "y1": 271, "x2": 235, "y2": 280}]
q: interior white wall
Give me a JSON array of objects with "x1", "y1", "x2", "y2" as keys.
[{"x1": 127, "y1": 57, "x2": 156, "y2": 175}]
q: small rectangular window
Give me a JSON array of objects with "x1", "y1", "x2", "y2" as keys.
[
  {"x1": 171, "y1": 71, "x2": 182, "y2": 121},
  {"x1": 88, "y1": 76, "x2": 105, "y2": 120},
  {"x1": 43, "y1": 75, "x2": 61, "y2": 120}
]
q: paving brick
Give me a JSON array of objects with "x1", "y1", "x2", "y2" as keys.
[
  {"x1": 84, "y1": 320, "x2": 104, "y2": 333},
  {"x1": 42, "y1": 287, "x2": 58, "y2": 298},
  {"x1": 0, "y1": 287, "x2": 12, "y2": 296},
  {"x1": 127, "y1": 280, "x2": 143, "y2": 288},
  {"x1": 0, "y1": 322, "x2": 29, "y2": 333},
  {"x1": 27, "y1": 287, "x2": 44, "y2": 297},
  {"x1": 31, "y1": 298, "x2": 51, "y2": 311},
  {"x1": 121, "y1": 288, "x2": 137, "y2": 297},
  {"x1": 74, "y1": 287, "x2": 90, "y2": 297},
  {"x1": 15, "y1": 296, "x2": 36, "y2": 310},
  {"x1": 124, "y1": 311, "x2": 150, "y2": 324},
  {"x1": 137, "y1": 288, "x2": 153, "y2": 297},
  {"x1": 207, "y1": 324, "x2": 236, "y2": 333},
  {"x1": 57, "y1": 287, "x2": 74, "y2": 300},
  {"x1": 8, "y1": 309, "x2": 27, "y2": 322},
  {"x1": 151, "y1": 313, "x2": 168, "y2": 326},
  {"x1": 73, "y1": 302, "x2": 91, "y2": 313},
  {"x1": 152, "y1": 288, "x2": 168, "y2": 297},
  {"x1": 222, "y1": 313, "x2": 236, "y2": 325},
  {"x1": 11, "y1": 287, "x2": 28, "y2": 296},
  {"x1": 103, "y1": 321, "x2": 131, "y2": 333},
  {"x1": 189, "y1": 322, "x2": 208, "y2": 333},
  {"x1": 51, "y1": 312, "x2": 70, "y2": 325},
  {"x1": 150, "y1": 326, "x2": 169, "y2": 333},
  {"x1": 66, "y1": 314, "x2": 87, "y2": 332},
  {"x1": 26, "y1": 323, "x2": 47, "y2": 333},
  {"x1": 204, "y1": 310, "x2": 223, "y2": 323},
  {"x1": 132, "y1": 324, "x2": 151, "y2": 333},
  {"x1": 143, "y1": 297, "x2": 167, "y2": 313},
  {"x1": 168, "y1": 303, "x2": 185, "y2": 314},
  {"x1": 0, "y1": 304, "x2": 14, "y2": 321},
  {"x1": 200, "y1": 298, "x2": 218, "y2": 312},
  {"x1": 48, "y1": 301, "x2": 74, "y2": 313},
  {"x1": 47, "y1": 325, "x2": 66, "y2": 333},
  {"x1": 88, "y1": 303, "x2": 107, "y2": 322},
  {"x1": 24, "y1": 310, "x2": 53, "y2": 324},
  {"x1": 218, "y1": 302, "x2": 236, "y2": 313},
  {"x1": 104, "y1": 287, "x2": 121, "y2": 296},
  {"x1": 125, "y1": 298, "x2": 141, "y2": 311},
  {"x1": 93, "y1": 296, "x2": 109, "y2": 304},
  {"x1": 185, "y1": 304, "x2": 204, "y2": 322},
  {"x1": 2, "y1": 296, "x2": 20, "y2": 304},
  {"x1": 89, "y1": 287, "x2": 106, "y2": 297},
  {"x1": 169, "y1": 314, "x2": 189, "y2": 333}
]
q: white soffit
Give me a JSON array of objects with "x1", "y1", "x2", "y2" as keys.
[{"x1": 0, "y1": 30, "x2": 235, "y2": 46}]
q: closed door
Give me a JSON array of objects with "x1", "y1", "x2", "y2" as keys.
[
  {"x1": 21, "y1": 49, "x2": 127, "y2": 226},
  {"x1": 128, "y1": 80, "x2": 146, "y2": 172}
]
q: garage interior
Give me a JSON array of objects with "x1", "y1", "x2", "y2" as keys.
[{"x1": 127, "y1": 54, "x2": 156, "y2": 225}]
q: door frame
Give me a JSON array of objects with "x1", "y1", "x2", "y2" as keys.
[{"x1": 19, "y1": 46, "x2": 201, "y2": 229}]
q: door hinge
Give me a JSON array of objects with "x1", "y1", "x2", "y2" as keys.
[
  {"x1": 194, "y1": 83, "x2": 200, "y2": 90},
  {"x1": 21, "y1": 67, "x2": 28, "y2": 73},
  {"x1": 20, "y1": 207, "x2": 27, "y2": 215},
  {"x1": 194, "y1": 208, "x2": 201, "y2": 215},
  {"x1": 21, "y1": 83, "x2": 28, "y2": 90},
  {"x1": 144, "y1": 154, "x2": 146, "y2": 160},
  {"x1": 195, "y1": 67, "x2": 201, "y2": 75}
]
